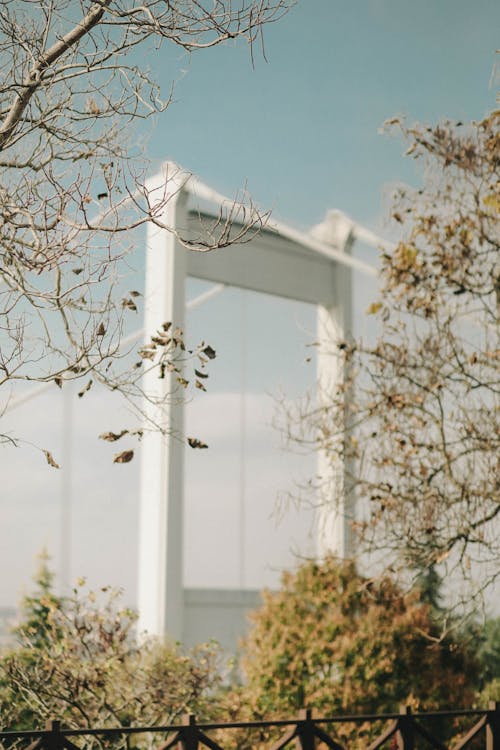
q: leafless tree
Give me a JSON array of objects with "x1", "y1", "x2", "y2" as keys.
[
  {"x1": 0, "y1": 0, "x2": 289, "y2": 454},
  {"x1": 280, "y1": 111, "x2": 500, "y2": 613}
]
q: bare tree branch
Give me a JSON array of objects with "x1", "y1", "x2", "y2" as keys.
[{"x1": 0, "y1": 0, "x2": 291, "y2": 451}]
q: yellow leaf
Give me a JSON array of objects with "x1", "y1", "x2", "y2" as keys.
[
  {"x1": 398, "y1": 243, "x2": 418, "y2": 268},
  {"x1": 366, "y1": 302, "x2": 382, "y2": 315},
  {"x1": 483, "y1": 192, "x2": 500, "y2": 213}
]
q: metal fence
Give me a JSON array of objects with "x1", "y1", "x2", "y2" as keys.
[{"x1": 1, "y1": 704, "x2": 499, "y2": 750}]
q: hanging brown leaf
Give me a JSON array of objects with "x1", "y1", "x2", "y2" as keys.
[
  {"x1": 194, "y1": 368, "x2": 209, "y2": 379},
  {"x1": 129, "y1": 290, "x2": 141, "y2": 297},
  {"x1": 54, "y1": 377, "x2": 63, "y2": 388},
  {"x1": 159, "y1": 359, "x2": 178, "y2": 376},
  {"x1": 195, "y1": 380, "x2": 206, "y2": 391},
  {"x1": 138, "y1": 347, "x2": 156, "y2": 360},
  {"x1": 152, "y1": 334, "x2": 171, "y2": 346},
  {"x1": 172, "y1": 327, "x2": 185, "y2": 350},
  {"x1": 202, "y1": 344, "x2": 216, "y2": 360},
  {"x1": 96, "y1": 322, "x2": 106, "y2": 336},
  {"x1": 187, "y1": 437, "x2": 208, "y2": 449},
  {"x1": 43, "y1": 449, "x2": 60, "y2": 469},
  {"x1": 78, "y1": 379, "x2": 93, "y2": 398},
  {"x1": 121, "y1": 297, "x2": 137, "y2": 312},
  {"x1": 99, "y1": 430, "x2": 129, "y2": 442},
  {"x1": 113, "y1": 449, "x2": 134, "y2": 464}
]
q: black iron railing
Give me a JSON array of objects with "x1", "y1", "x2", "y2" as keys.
[{"x1": 1, "y1": 704, "x2": 499, "y2": 750}]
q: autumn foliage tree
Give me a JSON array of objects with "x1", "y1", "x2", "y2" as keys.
[
  {"x1": 210, "y1": 559, "x2": 479, "y2": 750},
  {"x1": 0, "y1": 560, "x2": 220, "y2": 736},
  {"x1": 237, "y1": 558, "x2": 478, "y2": 721},
  {"x1": 282, "y1": 111, "x2": 500, "y2": 608}
]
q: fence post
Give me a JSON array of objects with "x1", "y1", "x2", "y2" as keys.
[
  {"x1": 44, "y1": 720, "x2": 64, "y2": 750},
  {"x1": 179, "y1": 714, "x2": 198, "y2": 750},
  {"x1": 396, "y1": 706, "x2": 414, "y2": 750},
  {"x1": 487, "y1": 702, "x2": 500, "y2": 750},
  {"x1": 296, "y1": 709, "x2": 315, "y2": 750}
]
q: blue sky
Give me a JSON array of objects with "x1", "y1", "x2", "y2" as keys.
[
  {"x1": 1, "y1": 0, "x2": 499, "y2": 609},
  {"x1": 145, "y1": 0, "x2": 498, "y2": 228}
]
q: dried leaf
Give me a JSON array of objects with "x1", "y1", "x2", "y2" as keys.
[
  {"x1": 78, "y1": 379, "x2": 93, "y2": 398},
  {"x1": 99, "y1": 430, "x2": 129, "y2": 442},
  {"x1": 54, "y1": 377, "x2": 63, "y2": 388},
  {"x1": 122, "y1": 297, "x2": 137, "y2": 312},
  {"x1": 43, "y1": 449, "x2": 60, "y2": 469},
  {"x1": 195, "y1": 380, "x2": 206, "y2": 391},
  {"x1": 202, "y1": 344, "x2": 216, "y2": 360},
  {"x1": 435, "y1": 548, "x2": 451, "y2": 564},
  {"x1": 113, "y1": 450, "x2": 134, "y2": 464},
  {"x1": 129, "y1": 290, "x2": 141, "y2": 297},
  {"x1": 152, "y1": 335, "x2": 171, "y2": 346},
  {"x1": 162, "y1": 321, "x2": 172, "y2": 331},
  {"x1": 194, "y1": 368, "x2": 209, "y2": 379},
  {"x1": 177, "y1": 377, "x2": 189, "y2": 388},
  {"x1": 172, "y1": 327, "x2": 185, "y2": 350},
  {"x1": 96, "y1": 322, "x2": 106, "y2": 336},
  {"x1": 138, "y1": 347, "x2": 156, "y2": 360},
  {"x1": 187, "y1": 437, "x2": 208, "y2": 449}
]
